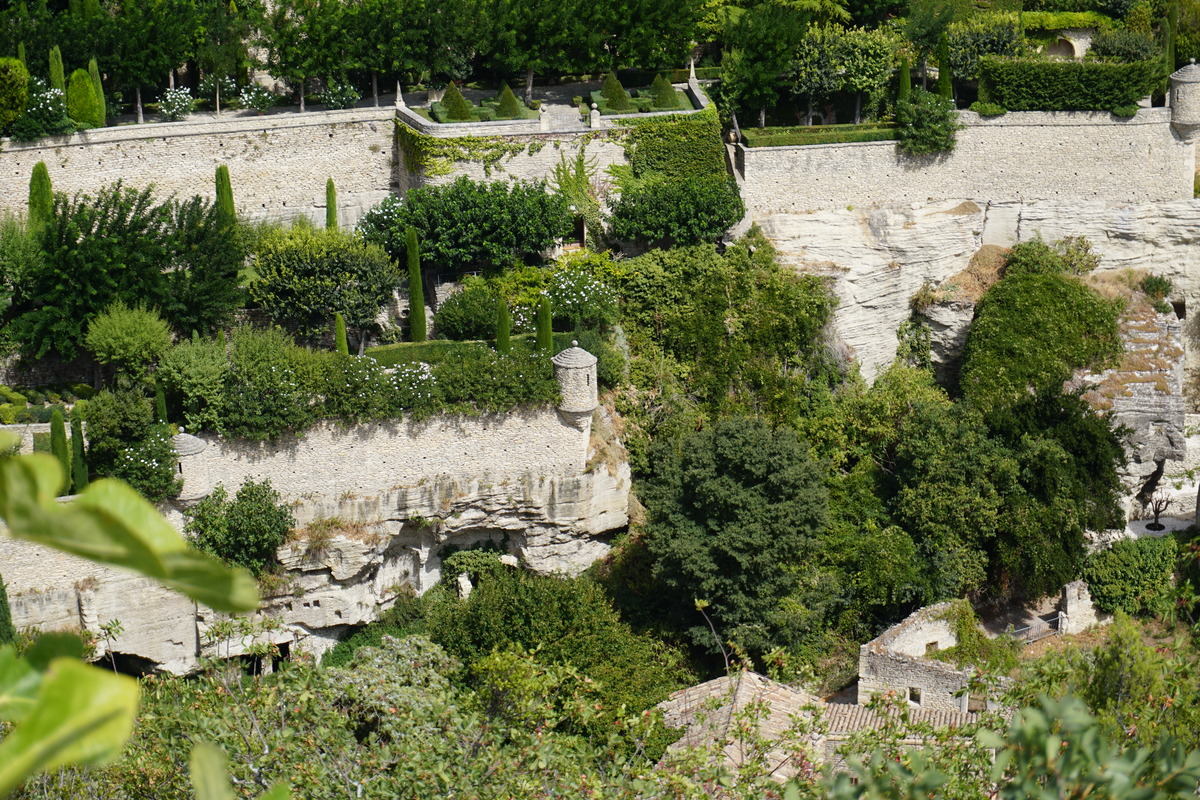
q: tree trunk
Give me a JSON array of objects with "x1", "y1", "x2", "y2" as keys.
[
  {"x1": 215, "y1": 80, "x2": 221, "y2": 117},
  {"x1": 854, "y1": 92, "x2": 862, "y2": 124},
  {"x1": 524, "y1": 66, "x2": 534, "y2": 106},
  {"x1": 372, "y1": 72, "x2": 379, "y2": 106},
  {"x1": 299, "y1": 78, "x2": 305, "y2": 112},
  {"x1": 921, "y1": 57, "x2": 928, "y2": 89},
  {"x1": 136, "y1": 85, "x2": 143, "y2": 123},
  {"x1": 357, "y1": 331, "x2": 366, "y2": 356},
  {"x1": 806, "y1": 96, "x2": 813, "y2": 126},
  {"x1": 168, "y1": 70, "x2": 174, "y2": 89},
  {"x1": 758, "y1": 106, "x2": 766, "y2": 128}
]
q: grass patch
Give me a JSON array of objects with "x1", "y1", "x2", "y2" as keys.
[{"x1": 742, "y1": 122, "x2": 898, "y2": 147}]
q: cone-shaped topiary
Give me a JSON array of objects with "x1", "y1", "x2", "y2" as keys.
[
  {"x1": 335, "y1": 311, "x2": 349, "y2": 354},
  {"x1": 407, "y1": 227, "x2": 426, "y2": 342},
  {"x1": 441, "y1": 82, "x2": 474, "y2": 121},
  {"x1": 496, "y1": 295, "x2": 511, "y2": 354},
  {"x1": 49, "y1": 45, "x2": 64, "y2": 92},
  {"x1": 0, "y1": 574, "x2": 14, "y2": 646},
  {"x1": 536, "y1": 295, "x2": 552, "y2": 351},
  {"x1": 496, "y1": 82, "x2": 522, "y2": 119},
  {"x1": 50, "y1": 407, "x2": 70, "y2": 494},
  {"x1": 88, "y1": 57, "x2": 105, "y2": 126},
  {"x1": 325, "y1": 177, "x2": 337, "y2": 229},
  {"x1": 70, "y1": 412, "x2": 88, "y2": 493},
  {"x1": 898, "y1": 56, "x2": 911, "y2": 105},
  {"x1": 67, "y1": 67, "x2": 102, "y2": 127},
  {"x1": 601, "y1": 72, "x2": 630, "y2": 110},
  {"x1": 651, "y1": 74, "x2": 678, "y2": 108},
  {"x1": 937, "y1": 32, "x2": 952, "y2": 100},
  {"x1": 28, "y1": 162, "x2": 51, "y2": 232},
  {"x1": 215, "y1": 164, "x2": 235, "y2": 228}
]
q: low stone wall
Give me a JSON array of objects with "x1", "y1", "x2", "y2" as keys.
[
  {"x1": 739, "y1": 110, "x2": 1193, "y2": 215},
  {"x1": 178, "y1": 406, "x2": 592, "y2": 505},
  {"x1": 0, "y1": 107, "x2": 398, "y2": 227}
]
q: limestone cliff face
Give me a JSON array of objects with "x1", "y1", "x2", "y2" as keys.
[
  {"x1": 0, "y1": 408, "x2": 632, "y2": 674},
  {"x1": 755, "y1": 199, "x2": 1200, "y2": 382}
]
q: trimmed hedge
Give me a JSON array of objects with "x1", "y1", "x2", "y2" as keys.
[
  {"x1": 979, "y1": 57, "x2": 1161, "y2": 111},
  {"x1": 1021, "y1": 10, "x2": 1113, "y2": 29},
  {"x1": 743, "y1": 122, "x2": 898, "y2": 147},
  {"x1": 1082, "y1": 536, "x2": 1177, "y2": 616}
]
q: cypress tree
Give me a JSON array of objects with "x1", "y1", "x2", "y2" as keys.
[
  {"x1": 441, "y1": 82, "x2": 474, "y2": 121},
  {"x1": 154, "y1": 379, "x2": 168, "y2": 422},
  {"x1": 652, "y1": 74, "x2": 678, "y2": 108},
  {"x1": 496, "y1": 82, "x2": 522, "y2": 119},
  {"x1": 48, "y1": 45, "x2": 64, "y2": 92},
  {"x1": 601, "y1": 72, "x2": 630, "y2": 110},
  {"x1": 406, "y1": 227, "x2": 426, "y2": 342},
  {"x1": 496, "y1": 295, "x2": 511, "y2": 354},
  {"x1": 536, "y1": 295, "x2": 553, "y2": 352},
  {"x1": 88, "y1": 57, "x2": 105, "y2": 126},
  {"x1": 0, "y1": 573, "x2": 15, "y2": 646},
  {"x1": 71, "y1": 412, "x2": 88, "y2": 493},
  {"x1": 325, "y1": 178, "x2": 337, "y2": 229},
  {"x1": 50, "y1": 407, "x2": 70, "y2": 494},
  {"x1": 215, "y1": 164, "x2": 235, "y2": 228},
  {"x1": 67, "y1": 68, "x2": 102, "y2": 127},
  {"x1": 335, "y1": 312, "x2": 349, "y2": 354},
  {"x1": 936, "y1": 33, "x2": 953, "y2": 100},
  {"x1": 28, "y1": 161, "x2": 52, "y2": 232},
  {"x1": 898, "y1": 56, "x2": 912, "y2": 105},
  {"x1": 17, "y1": 42, "x2": 25, "y2": 68}
]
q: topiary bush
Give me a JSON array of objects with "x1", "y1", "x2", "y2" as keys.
[
  {"x1": 0, "y1": 56, "x2": 29, "y2": 128},
  {"x1": 186, "y1": 479, "x2": 295, "y2": 576},
  {"x1": 495, "y1": 83, "x2": 522, "y2": 119},
  {"x1": 84, "y1": 301, "x2": 173, "y2": 380},
  {"x1": 978, "y1": 57, "x2": 1160, "y2": 111},
  {"x1": 66, "y1": 67, "x2": 102, "y2": 128},
  {"x1": 1082, "y1": 536, "x2": 1177, "y2": 616},
  {"x1": 440, "y1": 82, "x2": 474, "y2": 121},
  {"x1": 1089, "y1": 28, "x2": 1159, "y2": 61},
  {"x1": 650, "y1": 74, "x2": 680, "y2": 109},
  {"x1": 600, "y1": 72, "x2": 631, "y2": 111},
  {"x1": 609, "y1": 174, "x2": 744, "y2": 247}
]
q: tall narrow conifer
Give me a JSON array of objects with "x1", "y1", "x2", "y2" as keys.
[
  {"x1": 496, "y1": 296, "x2": 511, "y2": 354},
  {"x1": 936, "y1": 33, "x2": 953, "y2": 100},
  {"x1": 334, "y1": 312, "x2": 349, "y2": 354},
  {"x1": 48, "y1": 45, "x2": 64, "y2": 92},
  {"x1": 406, "y1": 227, "x2": 426, "y2": 342},
  {"x1": 28, "y1": 161, "x2": 52, "y2": 231},
  {"x1": 536, "y1": 296, "x2": 553, "y2": 352},
  {"x1": 88, "y1": 57, "x2": 105, "y2": 126},
  {"x1": 215, "y1": 165, "x2": 235, "y2": 228},
  {"x1": 50, "y1": 407, "x2": 70, "y2": 494},
  {"x1": 17, "y1": 42, "x2": 25, "y2": 68},
  {"x1": 325, "y1": 178, "x2": 337, "y2": 229},
  {"x1": 0, "y1": 574, "x2": 14, "y2": 646},
  {"x1": 898, "y1": 57, "x2": 912, "y2": 105},
  {"x1": 67, "y1": 68, "x2": 102, "y2": 127},
  {"x1": 154, "y1": 380, "x2": 168, "y2": 423}
]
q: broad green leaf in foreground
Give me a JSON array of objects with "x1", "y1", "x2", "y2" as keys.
[
  {"x1": 191, "y1": 741, "x2": 291, "y2": 800},
  {"x1": 0, "y1": 442, "x2": 258, "y2": 613}
]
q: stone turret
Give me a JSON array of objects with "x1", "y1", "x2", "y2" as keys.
[
  {"x1": 552, "y1": 341, "x2": 598, "y2": 414},
  {"x1": 171, "y1": 427, "x2": 207, "y2": 501},
  {"x1": 1170, "y1": 60, "x2": 1200, "y2": 140}
]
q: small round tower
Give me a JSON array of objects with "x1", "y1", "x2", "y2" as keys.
[
  {"x1": 171, "y1": 427, "x2": 208, "y2": 501},
  {"x1": 1170, "y1": 60, "x2": 1200, "y2": 140},
  {"x1": 551, "y1": 341, "x2": 598, "y2": 414}
]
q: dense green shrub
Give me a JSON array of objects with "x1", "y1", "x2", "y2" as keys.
[
  {"x1": 434, "y1": 278, "x2": 498, "y2": 340},
  {"x1": 249, "y1": 226, "x2": 398, "y2": 343},
  {"x1": 0, "y1": 573, "x2": 13, "y2": 646},
  {"x1": 535, "y1": 296, "x2": 552, "y2": 352},
  {"x1": 9, "y1": 77, "x2": 75, "y2": 140},
  {"x1": 545, "y1": 258, "x2": 620, "y2": 331},
  {"x1": 969, "y1": 101, "x2": 1007, "y2": 116},
  {"x1": 947, "y1": 13, "x2": 1023, "y2": 81},
  {"x1": 318, "y1": 78, "x2": 359, "y2": 109},
  {"x1": 620, "y1": 106, "x2": 727, "y2": 183},
  {"x1": 1141, "y1": 274, "x2": 1173, "y2": 302},
  {"x1": 66, "y1": 67, "x2": 102, "y2": 127},
  {"x1": 959, "y1": 273, "x2": 1123, "y2": 411},
  {"x1": 651, "y1": 74, "x2": 680, "y2": 108},
  {"x1": 108, "y1": 424, "x2": 181, "y2": 501},
  {"x1": 428, "y1": 567, "x2": 689, "y2": 719},
  {"x1": 358, "y1": 177, "x2": 571, "y2": 274},
  {"x1": 187, "y1": 479, "x2": 295, "y2": 576},
  {"x1": 0, "y1": 56, "x2": 29, "y2": 127},
  {"x1": 318, "y1": 354, "x2": 403, "y2": 423},
  {"x1": 896, "y1": 88, "x2": 961, "y2": 155},
  {"x1": 600, "y1": 72, "x2": 631, "y2": 111},
  {"x1": 1003, "y1": 236, "x2": 1099, "y2": 277},
  {"x1": 1089, "y1": 28, "x2": 1159, "y2": 60},
  {"x1": 157, "y1": 337, "x2": 227, "y2": 433},
  {"x1": 1022, "y1": 10, "x2": 1114, "y2": 30},
  {"x1": 84, "y1": 389, "x2": 179, "y2": 501},
  {"x1": 979, "y1": 57, "x2": 1161, "y2": 111},
  {"x1": 432, "y1": 345, "x2": 559, "y2": 413},
  {"x1": 609, "y1": 175, "x2": 744, "y2": 247},
  {"x1": 1082, "y1": 536, "x2": 1177, "y2": 616},
  {"x1": 84, "y1": 301, "x2": 173, "y2": 380},
  {"x1": 218, "y1": 327, "x2": 318, "y2": 440}
]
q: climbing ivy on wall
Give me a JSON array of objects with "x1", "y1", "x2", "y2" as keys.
[
  {"x1": 616, "y1": 104, "x2": 726, "y2": 181},
  {"x1": 395, "y1": 123, "x2": 607, "y2": 178}
]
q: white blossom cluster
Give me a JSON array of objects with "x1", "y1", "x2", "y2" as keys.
[
  {"x1": 25, "y1": 78, "x2": 66, "y2": 118},
  {"x1": 546, "y1": 268, "x2": 617, "y2": 326},
  {"x1": 158, "y1": 87, "x2": 195, "y2": 121}
]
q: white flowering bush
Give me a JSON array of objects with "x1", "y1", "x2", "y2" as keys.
[
  {"x1": 320, "y1": 78, "x2": 360, "y2": 109},
  {"x1": 8, "y1": 77, "x2": 76, "y2": 140},
  {"x1": 357, "y1": 195, "x2": 404, "y2": 239},
  {"x1": 158, "y1": 87, "x2": 195, "y2": 121},
  {"x1": 546, "y1": 264, "x2": 619, "y2": 331},
  {"x1": 198, "y1": 74, "x2": 237, "y2": 107},
  {"x1": 110, "y1": 424, "x2": 182, "y2": 502},
  {"x1": 240, "y1": 84, "x2": 276, "y2": 114},
  {"x1": 388, "y1": 362, "x2": 439, "y2": 412},
  {"x1": 322, "y1": 354, "x2": 402, "y2": 422}
]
